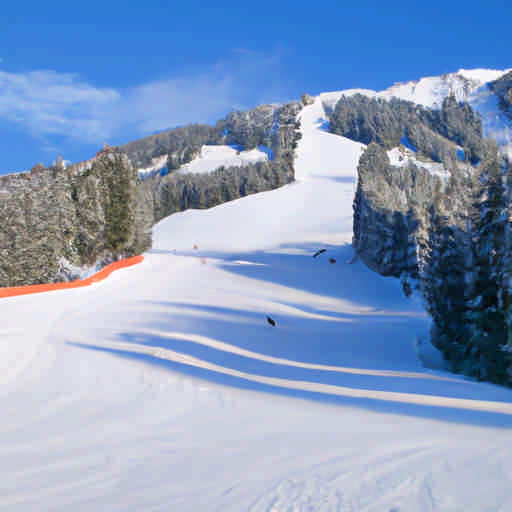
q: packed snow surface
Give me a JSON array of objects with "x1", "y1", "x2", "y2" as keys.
[{"x1": 3, "y1": 90, "x2": 512, "y2": 511}]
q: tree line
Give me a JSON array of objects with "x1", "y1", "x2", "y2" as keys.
[{"x1": 423, "y1": 141, "x2": 512, "y2": 384}]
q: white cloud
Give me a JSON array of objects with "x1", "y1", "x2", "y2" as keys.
[
  {"x1": 0, "y1": 51, "x2": 287, "y2": 146},
  {"x1": 0, "y1": 69, "x2": 119, "y2": 142}
]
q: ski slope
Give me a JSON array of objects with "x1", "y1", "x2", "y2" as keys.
[{"x1": 2, "y1": 94, "x2": 512, "y2": 511}]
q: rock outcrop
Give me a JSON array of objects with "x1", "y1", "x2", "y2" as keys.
[
  {"x1": 353, "y1": 144, "x2": 474, "y2": 279},
  {"x1": 354, "y1": 144, "x2": 437, "y2": 277},
  {"x1": 341, "y1": 93, "x2": 480, "y2": 279}
]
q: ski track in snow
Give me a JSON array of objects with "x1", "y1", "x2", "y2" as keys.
[{"x1": 2, "y1": 89, "x2": 512, "y2": 511}]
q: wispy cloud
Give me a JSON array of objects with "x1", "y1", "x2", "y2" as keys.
[
  {"x1": 0, "y1": 51, "x2": 287, "y2": 147},
  {"x1": 0, "y1": 69, "x2": 119, "y2": 141}
]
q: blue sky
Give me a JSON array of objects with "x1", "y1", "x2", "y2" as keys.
[{"x1": 0, "y1": 0, "x2": 510, "y2": 174}]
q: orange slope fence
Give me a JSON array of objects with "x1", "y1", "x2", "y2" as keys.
[{"x1": 0, "y1": 255, "x2": 144, "y2": 299}]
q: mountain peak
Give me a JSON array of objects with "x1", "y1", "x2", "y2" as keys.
[{"x1": 319, "y1": 68, "x2": 511, "y2": 112}]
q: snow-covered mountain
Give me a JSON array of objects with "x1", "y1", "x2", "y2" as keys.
[
  {"x1": 320, "y1": 67, "x2": 512, "y2": 159},
  {"x1": 2, "y1": 71, "x2": 512, "y2": 510},
  {"x1": 382, "y1": 68, "x2": 512, "y2": 157},
  {"x1": 380, "y1": 68, "x2": 509, "y2": 107},
  {"x1": 321, "y1": 68, "x2": 509, "y2": 108},
  {"x1": 137, "y1": 68, "x2": 511, "y2": 181}
]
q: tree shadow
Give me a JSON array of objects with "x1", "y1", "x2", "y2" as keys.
[
  {"x1": 72, "y1": 340, "x2": 512, "y2": 429},
  {"x1": 312, "y1": 175, "x2": 355, "y2": 184},
  {"x1": 315, "y1": 117, "x2": 331, "y2": 132},
  {"x1": 69, "y1": 240, "x2": 512, "y2": 429}
]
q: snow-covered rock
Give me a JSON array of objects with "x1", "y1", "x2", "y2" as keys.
[{"x1": 387, "y1": 146, "x2": 450, "y2": 179}]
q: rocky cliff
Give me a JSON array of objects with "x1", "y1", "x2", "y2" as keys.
[{"x1": 346, "y1": 95, "x2": 479, "y2": 279}]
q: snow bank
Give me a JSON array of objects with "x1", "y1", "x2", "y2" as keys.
[{"x1": 0, "y1": 256, "x2": 143, "y2": 299}]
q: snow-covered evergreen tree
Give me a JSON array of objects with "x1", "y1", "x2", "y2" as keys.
[
  {"x1": 421, "y1": 141, "x2": 512, "y2": 384},
  {"x1": 500, "y1": 156, "x2": 512, "y2": 382},
  {"x1": 465, "y1": 141, "x2": 510, "y2": 382},
  {"x1": 423, "y1": 206, "x2": 467, "y2": 367}
]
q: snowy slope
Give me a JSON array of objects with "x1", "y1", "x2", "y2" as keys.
[
  {"x1": 377, "y1": 68, "x2": 507, "y2": 108},
  {"x1": 380, "y1": 67, "x2": 512, "y2": 158},
  {"x1": 2, "y1": 94, "x2": 512, "y2": 511},
  {"x1": 177, "y1": 144, "x2": 271, "y2": 175},
  {"x1": 321, "y1": 69, "x2": 504, "y2": 109},
  {"x1": 470, "y1": 84, "x2": 512, "y2": 159},
  {"x1": 138, "y1": 145, "x2": 271, "y2": 178}
]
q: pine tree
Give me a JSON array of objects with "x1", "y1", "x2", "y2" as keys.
[
  {"x1": 423, "y1": 206, "x2": 467, "y2": 366},
  {"x1": 102, "y1": 154, "x2": 136, "y2": 255},
  {"x1": 501, "y1": 156, "x2": 512, "y2": 383},
  {"x1": 465, "y1": 141, "x2": 509, "y2": 382}
]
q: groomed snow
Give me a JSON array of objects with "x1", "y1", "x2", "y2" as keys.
[{"x1": 2, "y1": 93, "x2": 512, "y2": 511}]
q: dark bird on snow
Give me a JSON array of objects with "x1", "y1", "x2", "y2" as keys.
[
  {"x1": 313, "y1": 249, "x2": 326, "y2": 258},
  {"x1": 266, "y1": 315, "x2": 276, "y2": 327}
]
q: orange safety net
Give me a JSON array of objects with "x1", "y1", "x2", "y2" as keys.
[{"x1": 0, "y1": 255, "x2": 144, "y2": 299}]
